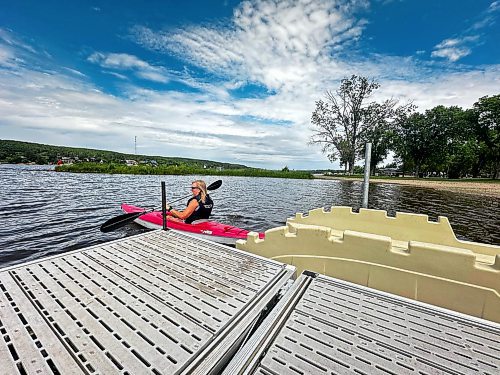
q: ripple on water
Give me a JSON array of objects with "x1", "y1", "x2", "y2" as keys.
[{"x1": 0, "y1": 165, "x2": 498, "y2": 268}]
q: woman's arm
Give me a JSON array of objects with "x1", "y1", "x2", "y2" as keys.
[{"x1": 169, "y1": 199, "x2": 199, "y2": 220}]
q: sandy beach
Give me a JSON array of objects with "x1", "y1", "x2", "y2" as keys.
[{"x1": 314, "y1": 175, "x2": 500, "y2": 198}]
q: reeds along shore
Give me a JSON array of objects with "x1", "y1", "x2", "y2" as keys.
[{"x1": 55, "y1": 162, "x2": 313, "y2": 179}]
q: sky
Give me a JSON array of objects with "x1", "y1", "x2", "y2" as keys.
[{"x1": 1, "y1": 0, "x2": 499, "y2": 170}]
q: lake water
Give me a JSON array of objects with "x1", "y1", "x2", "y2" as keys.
[{"x1": 0, "y1": 164, "x2": 498, "y2": 268}]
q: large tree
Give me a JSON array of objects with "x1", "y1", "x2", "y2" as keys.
[
  {"x1": 472, "y1": 95, "x2": 500, "y2": 179},
  {"x1": 310, "y1": 75, "x2": 413, "y2": 174},
  {"x1": 443, "y1": 108, "x2": 479, "y2": 178},
  {"x1": 393, "y1": 105, "x2": 467, "y2": 177}
]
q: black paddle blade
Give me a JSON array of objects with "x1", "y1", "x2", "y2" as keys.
[
  {"x1": 100, "y1": 211, "x2": 146, "y2": 233},
  {"x1": 207, "y1": 180, "x2": 222, "y2": 191}
]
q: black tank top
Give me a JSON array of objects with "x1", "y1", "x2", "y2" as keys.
[{"x1": 185, "y1": 194, "x2": 213, "y2": 224}]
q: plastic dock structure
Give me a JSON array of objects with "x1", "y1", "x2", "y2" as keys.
[
  {"x1": 0, "y1": 230, "x2": 294, "y2": 374},
  {"x1": 238, "y1": 206, "x2": 500, "y2": 322},
  {"x1": 225, "y1": 272, "x2": 500, "y2": 375}
]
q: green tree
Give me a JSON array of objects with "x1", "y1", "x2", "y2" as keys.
[
  {"x1": 471, "y1": 95, "x2": 500, "y2": 179},
  {"x1": 310, "y1": 75, "x2": 413, "y2": 174},
  {"x1": 394, "y1": 112, "x2": 424, "y2": 176},
  {"x1": 394, "y1": 106, "x2": 464, "y2": 177},
  {"x1": 358, "y1": 101, "x2": 413, "y2": 175},
  {"x1": 431, "y1": 106, "x2": 471, "y2": 178},
  {"x1": 442, "y1": 108, "x2": 478, "y2": 178},
  {"x1": 446, "y1": 139, "x2": 480, "y2": 178},
  {"x1": 358, "y1": 124, "x2": 392, "y2": 175},
  {"x1": 353, "y1": 165, "x2": 364, "y2": 174}
]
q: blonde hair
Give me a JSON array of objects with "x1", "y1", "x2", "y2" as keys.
[{"x1": 192, "y1": 180, "x2": 207, "y2": 203}]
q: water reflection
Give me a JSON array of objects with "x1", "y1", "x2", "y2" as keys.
[{"x1": 0, "y1": 164, "x2": 498, "y2": 268}]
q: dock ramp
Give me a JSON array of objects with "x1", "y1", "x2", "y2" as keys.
[
  {"x1": 0, "y1": 230, "x2": 294, "y2": 374},
  {"x1": 225, "y1": 272, "x2": 500, "y2": 374}
]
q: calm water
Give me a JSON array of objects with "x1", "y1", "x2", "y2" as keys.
[{"x1": 0, "y1": 164, "x2": 498, "y2": 268}]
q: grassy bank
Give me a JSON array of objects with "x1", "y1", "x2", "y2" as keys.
[{"x1": 55, "y1": 162, "x2": 313, "y2": 179}]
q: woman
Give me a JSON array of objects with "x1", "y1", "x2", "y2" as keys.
[{"x1": 167, "y1": 180, "x2": 213, "y2": 224}]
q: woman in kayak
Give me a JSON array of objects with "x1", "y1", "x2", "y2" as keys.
[{"x1": 167, "y1": 180, "x2": 213, "y2": 224}]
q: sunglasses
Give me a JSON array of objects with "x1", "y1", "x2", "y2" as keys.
[{"x1": 190, "y1": 186, "x2": 200, "y2": 190}]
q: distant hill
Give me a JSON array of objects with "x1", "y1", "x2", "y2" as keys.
[{"x1": 0, "y1": 139, "x2": 249, "y2": 169}]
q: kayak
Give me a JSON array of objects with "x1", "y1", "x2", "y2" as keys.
[{"x1": 121, "y1": 204, "x2": 264, "y2": 245}]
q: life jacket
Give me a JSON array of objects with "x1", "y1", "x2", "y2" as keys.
[{"x1": 185, "y1": 194, "x2": 213, "y2": 224}]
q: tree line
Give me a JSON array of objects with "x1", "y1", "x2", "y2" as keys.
[
  {"x1": 0, "y1": 140, "x2": 248, "y2": 170},
  {"x1": 310, "y1": 75, "x2": 499, "y2": 179}
]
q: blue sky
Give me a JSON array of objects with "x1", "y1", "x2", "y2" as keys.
[{"x1": 1, "y1": 0, "x2": 499, "y2": 169}]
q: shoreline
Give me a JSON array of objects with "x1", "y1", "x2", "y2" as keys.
[
  {"x1": 54, "y1": 163, "x2": 313, "y2": 179},
  {"x1": 314, "y1": 175, "x2": 500, "y2": 198}
]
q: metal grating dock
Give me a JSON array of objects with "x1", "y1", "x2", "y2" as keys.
[
  {"x1": 0, "y1": 230, "x2": 294, "y2": 374},
  {"x1": 225, "y1": 272, "x2": 500, "y2": 375}
]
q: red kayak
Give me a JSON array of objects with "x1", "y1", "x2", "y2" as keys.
[{"x1": 121, "y1": 204, "x2": 264, "y2": 245}]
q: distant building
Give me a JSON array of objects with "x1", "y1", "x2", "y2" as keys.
[
  {"x1": 125, "y1": 160, "x2": 138, "y2": 166},
  {"x1": 141, "y1": 160, "x2": 158, "y2": 166},
  {"x1": 60, "y1": 157, "x2": 75, "y2": 165},
  {"x1": 378, "y1": 167, "x2": 402, "y2": 177}
]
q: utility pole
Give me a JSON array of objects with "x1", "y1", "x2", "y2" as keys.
[{"x1": 134, "y1": 136, "x2": 137, "y2": 155}]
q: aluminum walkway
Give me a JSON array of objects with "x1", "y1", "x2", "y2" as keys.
[
  {"x1": 225, "y1": 273, "x2": 500, "y2": 375},
  {"x1": 2, "y1": 230, "x2": 500, "y2": 374},
  {"x1": 0, "y1": 230, "x2": 294, "y2": 374}
]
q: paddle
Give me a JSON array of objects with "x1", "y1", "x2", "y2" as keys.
[{"x1": 100, "y1": 180, "x2": 222, "y2": 233}]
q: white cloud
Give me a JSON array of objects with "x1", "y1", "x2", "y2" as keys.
[
  {"x1": 433, "y1": 2, "x2": 499, "y2": 62},
  {"x1": 431, "y1": 36, "x2": 480, "y2": 62},
  {"x1": 373, "y1": 67, "x2": 500, "y2": 110},
  {"x1": 88, "y1": 52, "x2": 169, "y2": 83},
  {"x1": 0, "y1": 28, "x2": 37, "y2": 54},
  {"x1": 0, "y1": 59, "x2": 322, "y2": 168},
  {"x1": 63, "y1": 67, "x2": 86, "y2": 77},
  {"x1": 2, "y1": 2, "x2": 500, "y2": 170},
  {"x1": 0, "y1": 45, "x2": 16, "y2": 67},
  {"x1": 4, "y1": 54, "x2": 499, "y2": 170},
  {"x1": 431, "y1": 45, "x2": 471, "y2": 62},
  {"x1": 488, "y1": 1, "x2": 500, "y2": 12},
  {"x1": 103, "y1": 70, "x2": 128, "y2": 80},
  {"x1": 132, "y1": 0, "x2": 369, "y2": 91},
  {"x1": 471, "y1": 1, "x2": 500, "y2": 29}
]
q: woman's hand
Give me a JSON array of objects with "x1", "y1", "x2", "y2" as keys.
[
  {"x1": 167, "y1": 215, "x2": 183, "y2": 222},
  {"x1": 168, "y1": 199, "x2": 199, "y2": 220}
]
